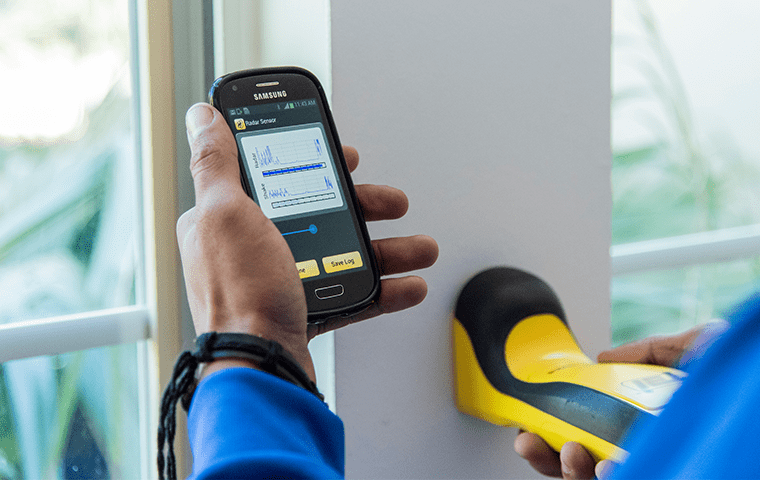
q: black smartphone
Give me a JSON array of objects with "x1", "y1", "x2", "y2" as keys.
[{"x1": 209, "y1": 67, "x2": 380, "y2": 322}]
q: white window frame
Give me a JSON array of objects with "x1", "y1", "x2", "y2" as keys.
[{"x1": 611, "y1": 224, "x2": 760, "y2": 276}]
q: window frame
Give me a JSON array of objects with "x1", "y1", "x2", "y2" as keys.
[
  {"x1": 137, "y1": 0, "x2": 182, "y2": 476},
  {"x1": 611, "y1": 224, "x2": 760, "y2": 276}
]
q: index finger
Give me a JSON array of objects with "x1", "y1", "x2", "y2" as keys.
[
  {"x1": 514, "y1": 431, "x2": 562, "y2": 477},
  {"x1": 343, "y1": 145, "x2": 359, "y2": 172}
]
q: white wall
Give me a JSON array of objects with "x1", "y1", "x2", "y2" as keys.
[{"x1": 330, "y1": 1, "x2": 612, "y2": 478}]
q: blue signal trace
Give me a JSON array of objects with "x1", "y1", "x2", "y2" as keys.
[
  {"x1": 268, "y1": 176, "x2": 335, "y2": 199},
  {"x1": 262, "y1": 162, "x2": 326, "y2": 177},
  {"x1": 254, "y1": 138, "x2": 323, "y2": 167}
]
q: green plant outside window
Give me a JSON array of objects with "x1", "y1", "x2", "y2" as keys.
[
  {"x1": 611, "y1": 0, "x2": 760, "y2": 346},
  {"x1": 0, "y1": 0, "x2": 144, "y2": 477}
]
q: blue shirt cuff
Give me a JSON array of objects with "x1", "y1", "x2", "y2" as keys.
[{"x1": 187, "y1": 367, "x2": 344, "y2": 479}]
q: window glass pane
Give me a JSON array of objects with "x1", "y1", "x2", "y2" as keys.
[
  {"x1": 0, "y1": 0, "x2": 138, "y2": 325},
  {"x1": 612, "y1": 0, "x2": 760, "y2": 245},
  {"x1": 0, "y1": 0, "x2": 146, "y2": 478},
  {"x1": 0, "y1": 342, "x2": 144, "y2": 479},
  {"x1": 611, "y1": 257, "x2": 760, "y2": 347}
]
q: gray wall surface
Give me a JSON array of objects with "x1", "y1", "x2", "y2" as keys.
[{"x1": 331, "y1": 1, "x2": 612, "y2": 478}]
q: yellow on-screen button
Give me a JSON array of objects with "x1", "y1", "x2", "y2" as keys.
[
  {"x1": 322, "y1": 251, "x2": 363, "y2": 273},
  {"x1": 296, "y1": 259, "x2": 320, "y2": 279}
]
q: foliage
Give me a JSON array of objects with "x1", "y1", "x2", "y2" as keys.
[
  {"x1": 0, "y1": 0, "x2": 142, "y2": 477},
  {"x1": 611, "y1": 0, "x2": 760, "y2": 346}
]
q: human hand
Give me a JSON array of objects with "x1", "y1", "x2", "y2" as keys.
[
  {"x1": 514, "y1": 324, "x2": 710, "y2": 479},
  {"x1": 176, "y1": 103, "x2": 438, "y2": 381}
]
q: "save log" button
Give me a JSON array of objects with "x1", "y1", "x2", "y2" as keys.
[{"x1": 322, "y1": 251, "x2": 363, "y2": 273}]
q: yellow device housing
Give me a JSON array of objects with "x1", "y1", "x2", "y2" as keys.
[{"x1": 453, "y1": 267, "x2": 685, "y2": 462}]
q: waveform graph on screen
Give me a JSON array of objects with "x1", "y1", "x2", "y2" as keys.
[
  {"x1": 254, "y1": 136, "x2": 324, "y2": 167},
  {"x1": 238, "y1": 124, "x2": 345, "y2": 219}
]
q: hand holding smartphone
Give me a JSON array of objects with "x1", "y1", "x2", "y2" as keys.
[{"x1": 209, "y1": 67, "x2": 380, "y2": 322}]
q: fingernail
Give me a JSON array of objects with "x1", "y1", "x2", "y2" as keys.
[
  {"x1": 561, "y1": 460, "x2": 573, "y2": 478},
  {"x1": 186, "y1": 104, "x2": 215, "y2": 141},
  {"x1": 559, "y1": 444, "x2": 575, "y2": 479},
  {"x1": 596, "y1": 459, "x2": 615, "y2": 479}
]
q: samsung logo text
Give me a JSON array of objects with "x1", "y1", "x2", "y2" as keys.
[{"x1": 253, "y1": 91, "x2": 287, "y2": 101}]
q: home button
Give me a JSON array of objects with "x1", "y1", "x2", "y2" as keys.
[{"x1": 315, "y1": 284, "x2": 344, "y2": 300}]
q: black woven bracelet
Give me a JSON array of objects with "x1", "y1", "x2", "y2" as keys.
[{"x1": 157, "y1": 332, "x2": 324, "y2": 480}]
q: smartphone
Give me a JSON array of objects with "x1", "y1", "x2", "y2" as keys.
[{"x1": 209, "y1": 67, "x2": 380, "y2": 322}]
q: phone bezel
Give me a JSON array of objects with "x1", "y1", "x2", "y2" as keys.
[{"x1": 209, "y1": 67, "x2": 380, "y2": 322}]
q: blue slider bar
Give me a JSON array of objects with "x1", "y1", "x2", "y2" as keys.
[{"x1": 282, "y1": 224, "x2": 319, "y2": 236}]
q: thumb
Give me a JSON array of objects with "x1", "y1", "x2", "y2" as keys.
[
  {"x1": 185, "y1": 103, "x2": 242, "y2": 207},
  {"x1": 597, "y1": 325, "x2": 704, "y2": 366}
]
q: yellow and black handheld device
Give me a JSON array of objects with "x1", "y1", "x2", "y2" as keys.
[{"x1": 453, "y1": 267, "x2": 686, "y2": 462}]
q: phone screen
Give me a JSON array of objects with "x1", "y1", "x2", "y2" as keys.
[{"x1": 227, "y1": 98, "x2": 368, "y2": 283}]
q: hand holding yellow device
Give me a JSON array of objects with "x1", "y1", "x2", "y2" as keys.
[{"x1": 453, "y1": 267, "x2": 685, "y2": 462}]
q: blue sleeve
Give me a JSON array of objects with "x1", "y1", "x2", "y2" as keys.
[
  {"x1": 187, "y1": 367, "x2": 345, "y2": 479},
  {"x1": 611, "y1": 292, "x2": 760, "y2": 479}
]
